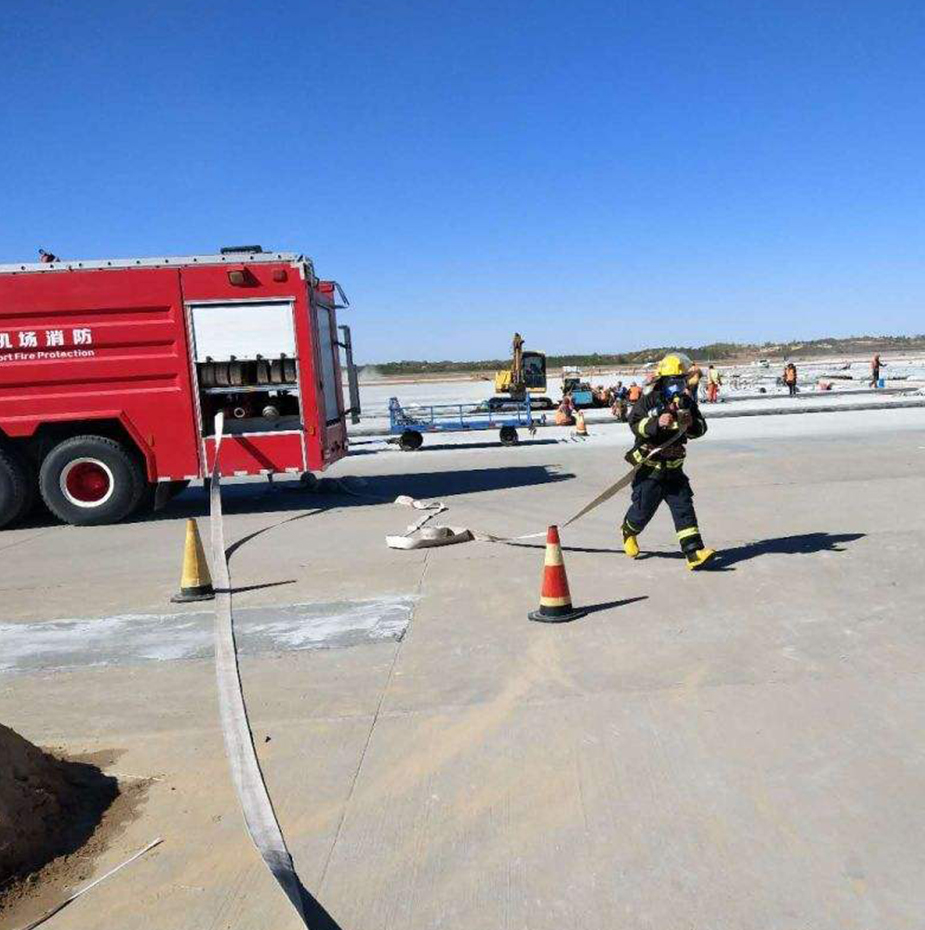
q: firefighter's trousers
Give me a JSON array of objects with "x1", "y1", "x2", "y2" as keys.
[{"x1": 622, "y1": 465, "x2": 704, "y2": 554}]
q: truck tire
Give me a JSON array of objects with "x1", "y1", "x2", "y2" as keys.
[
  {"x1": 499, "y1": 426, "x2": 519, "y2": 445},
  {"x1": 39, "y1": 436, "x2": 146, "y2": 526},
  {"x1": 399, "y1": 430, "x2": 423, "y2": 451},
  {"x1": 0, "y1": 448, "x2": 35, "y2": 529}
]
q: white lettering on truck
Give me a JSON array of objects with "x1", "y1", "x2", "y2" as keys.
[{"x1": 0, "y1": 327, "x2": 96, "y2": 359}]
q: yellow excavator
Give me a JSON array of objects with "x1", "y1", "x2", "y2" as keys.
[{"x1": 490, "y1": 333, "x2": 553, "y2": 410}]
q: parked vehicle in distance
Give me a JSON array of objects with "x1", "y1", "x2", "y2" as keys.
[{"x1": 389, "y1": 396, "x2": 534, "y2": 450}]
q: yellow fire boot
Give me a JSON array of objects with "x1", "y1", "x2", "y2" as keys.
[
  {"x1": 621, "y1": 522, "x2": 640, "y2": 559},
  {"x1": 686, "y1": 548, "x2": 716, "y2": 571}
]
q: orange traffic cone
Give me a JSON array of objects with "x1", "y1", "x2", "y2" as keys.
[
  {"x1": 528, "y1": 526, "x2": 588, "y2": 623},
  {"x1": 575, "y1": 410, "x2": 588, "y2": 436},
  {"x1": 171, "y1": 518, "x2": 215, "y2": 602}
]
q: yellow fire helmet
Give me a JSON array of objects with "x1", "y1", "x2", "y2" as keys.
[{"x1": 656, "y1": 352, "x2": 692, "y2": 378}]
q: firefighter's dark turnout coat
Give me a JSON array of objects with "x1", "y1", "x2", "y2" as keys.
[{"x1": 622, "y1": 386, "x2": 707, "y2": 554}]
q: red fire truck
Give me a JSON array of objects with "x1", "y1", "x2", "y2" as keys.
[{"x1": 0, "y1": 247, "x2": 360, "y2": 528}]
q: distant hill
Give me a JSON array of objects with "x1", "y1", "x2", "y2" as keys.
[{"x1": 361, "y1": 334, "x2": 925, "y2": 376}]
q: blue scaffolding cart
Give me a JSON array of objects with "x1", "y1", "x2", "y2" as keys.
[{"x1": 388, "y1": 396, "x2": 535, "y2": 450}]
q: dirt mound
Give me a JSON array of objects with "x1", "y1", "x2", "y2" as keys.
[{"x1": 0, "y1": 724, "x2": 118, "y2": 892}]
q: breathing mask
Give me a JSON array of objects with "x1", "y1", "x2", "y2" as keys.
[{"x1": 661, "y1": 376, "x2": 689, "y2": 406}]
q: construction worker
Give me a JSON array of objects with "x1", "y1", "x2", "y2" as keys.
[
  {"x1": 870, "y1": 353, "x2": 882, "y2": 388},
  {"x1": 687, "y1": 363, "x2": 703, "y2": 394},
  {"x1": 512, "y1": 332, "x2": 524, "y2": 388},
  {"x1": 783, "y1": 362, "x2": 798, "y2": 396},
  {"x1": 555, "y1": 394, "x2": 576, "y2": 426},
  {"x1": 627, "y1": 381, "x2": 642, "y2": 402},
  {"x1": 706, "y1": 364, "x2": 721, "y2": 402},
  {"x1": 621, "y1": 352, "x2": 716, "y2": 571},
  {"x1": 611, "y1": 382, "x2": 628, "y2": 420}
]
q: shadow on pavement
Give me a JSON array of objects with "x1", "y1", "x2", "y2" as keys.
[
  {"x1": 298, "y1": 884, "x2": 346, "y2": 930},
  {"x1": 531, "y1": 596, "x2": 649, "y2": 624},
  {"x1": 359, "y1": 465, "x2": 573, "y2": 499},
  {"x1": 15, "y1": 466, "x2": 574, "y2": 527},
  {"x1": 145, "y1": 465, "x2": 574, "y2": 522},
  {"x1": 584, "y1": 595, "x2": 648, "y2": 615},
  {"x1": 716, "y1": 531, "x2": 866, "y2": 568},
  {"x1": 224, "y1": 509, "x2": 326, "y2": 560},
  {"x1": 509, "y1": 543, "x2": 623, "y2": 554},
  {"x1": 639, "y1": 532, "x2": 866, "y2": 571},
  {"x1": 388, "y1": 438, "x2": 562, "y2": 453},
  {"x1": 216, "y1": 579, "x2": 297, "y2": 595}
]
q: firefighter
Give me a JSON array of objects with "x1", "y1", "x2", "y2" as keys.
[{"x1": 620, "y1": 352, "x2": 716, "y2": 571}]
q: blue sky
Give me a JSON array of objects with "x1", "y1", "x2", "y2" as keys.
[{"x1": 2, "y1": 0, "x2": 923, "y2": 362}]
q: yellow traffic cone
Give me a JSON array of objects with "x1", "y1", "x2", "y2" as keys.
[
  {"x1": 575, "y1": 410, "x2": 589, "y2": 436},
  {"x1": 171, "y1": 518, "x2": 215, "y2": 602}
]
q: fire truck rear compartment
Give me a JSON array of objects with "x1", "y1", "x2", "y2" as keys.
[{"x1": 188, "y1": 302, "x2": 304, "y2": 436}]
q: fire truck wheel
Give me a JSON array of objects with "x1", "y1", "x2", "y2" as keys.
[
  {"x1": 399, "y1": 430, "x2": 423, "y2": 451},
  {"x1": 39, "y1": 436, "x2": 146, "y2": 526},
  {"x1": 499, "y1": 426, "x2": 519, "y2": 446},
  {"x1": 0, "y1": 447, "x2": 36, "y2": 529}
]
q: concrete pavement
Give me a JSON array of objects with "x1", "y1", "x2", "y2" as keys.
[{"x1": 2, "y1": 410, "x2": 924, "y2": 929}]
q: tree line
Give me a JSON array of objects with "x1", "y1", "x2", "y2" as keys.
[{"x1": 360, "y1": 335, "x2": 925, "y2": 375}]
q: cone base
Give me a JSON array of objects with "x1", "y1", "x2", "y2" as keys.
[
  {"x1": 528, "y1": 605, "x2": 589, "y2": 624},
  {"x1": 171, "y1": 586, "x2": 216, "y2": 603}
]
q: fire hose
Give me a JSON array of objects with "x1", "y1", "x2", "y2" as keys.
[
  {"x1": 376, "y1": 429, "x2": 688, "y2": 548},
  {"x1": 208, "y1": 412, "x2": 312, "y2": 925}
]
